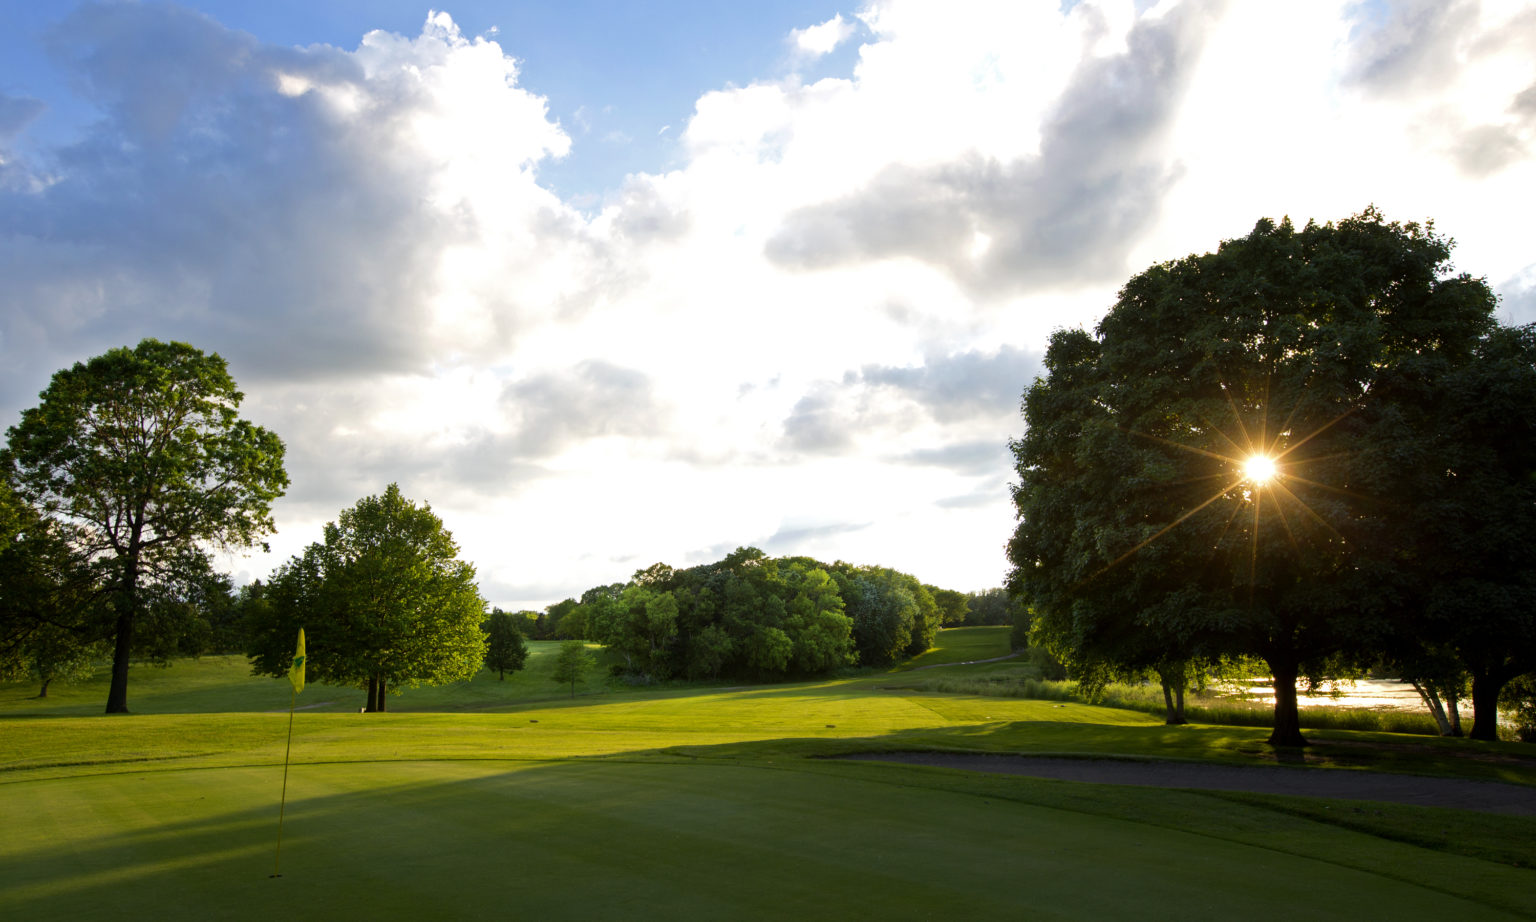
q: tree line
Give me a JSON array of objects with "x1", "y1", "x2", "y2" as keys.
[
  {"x1": 0, "y1": 341, "x2": 985, "y2": 708},
  {"x1": 490, "y1": 547, "x2": 988, "y2": 683}
]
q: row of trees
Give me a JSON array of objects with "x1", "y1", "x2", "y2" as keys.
[
  {"x1": 0, "y1": 337, "x2": 975, "y2": 708},
  {"x1": 537, "y1": 547, "x2": 962, "y2": 683},
  {"x1": 0, "y1": 340, "x2": 505, "y2": 713},
  {"x1": 509, "y1": 582, "x2": 1006, "y2": 646},
  {"x1": 1008, "y1": 209, "x2": 1536, "y2": 745}
]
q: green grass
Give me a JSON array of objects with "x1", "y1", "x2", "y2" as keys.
[
  {"x1": 896, "y1": 625, "x2": 1013, "y2": 668},
  {"x1": 4, "y1": 634, "x2": 1536, "y2": 920},
  {"x1": 0, "y1": 641, "x2": 613, "y2": 717}
]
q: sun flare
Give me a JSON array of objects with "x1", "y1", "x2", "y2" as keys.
[{"x1": 1242, "y1": 453, "x2": 1278, "y2": 485}]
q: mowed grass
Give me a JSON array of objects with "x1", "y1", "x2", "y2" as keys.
[
  {"x1": 896, "y1": 624, "x2": 1013, "y2": 668},
  {"x1": 4, "y1": 636, "x2": 1536, "y2": 920}
]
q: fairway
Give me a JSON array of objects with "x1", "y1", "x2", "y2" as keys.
[
  {"x1": 5, "y1": 759, "x2": 1530, "y2": 921},
  {"x1": 4, "y1": 634, "x2": 1536, "y2": 920}
]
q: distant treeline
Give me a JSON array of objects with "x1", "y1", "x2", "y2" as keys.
[{"x1": 500, "y1": 547, "x2": 1012, "y2": 682}]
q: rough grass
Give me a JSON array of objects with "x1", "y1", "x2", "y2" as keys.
[{"x1": 4, "y1": 635, "x2": 1536, "y2": 920}]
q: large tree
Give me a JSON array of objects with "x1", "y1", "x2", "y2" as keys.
[
  {"x1": 1009, "y1": 210, "x2": 1502, "y2": 746},
  {"x1": 4, "y1": 340, "x2": 287, "y2": 713},
  {"x1": 248, "y1": 484, "x2": 487, "y2": 711}
]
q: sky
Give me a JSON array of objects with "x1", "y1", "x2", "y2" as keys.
[{"x1": 2, "y1": 0, "x2": 1534, "y2": 611}]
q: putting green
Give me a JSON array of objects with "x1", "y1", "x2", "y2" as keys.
[{"x1": 1, "y1": 758, "x2": 1526, "y2": 921}]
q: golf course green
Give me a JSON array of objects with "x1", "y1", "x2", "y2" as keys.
[{"x1": 3, "y1": 627, "x2": 1534, "y2": 920}]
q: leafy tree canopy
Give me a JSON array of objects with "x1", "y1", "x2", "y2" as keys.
[
  {"x1": 1009, "y1": 209, "x2": 1512, "y2": 746},
  {"x1": 4, "y1": 339, "x2": 287, "y2": 712},
  {"x1": 483, "y1": 609, "x2": 530, "y2": 680},
  {"x1": 247, "y1": 484, "x2": 486, "y2": 711},
  {"x1": 567, "y1": 547, "x2": 956, "y2": 682}
]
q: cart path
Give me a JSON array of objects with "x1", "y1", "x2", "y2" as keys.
[{"x1": 841, "y1": 752, "x2": 1536, "y2": 815}]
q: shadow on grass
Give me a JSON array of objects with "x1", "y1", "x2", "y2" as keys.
[{"x1": 5, "y1": 755, "x2": 1534, "y2": 921}]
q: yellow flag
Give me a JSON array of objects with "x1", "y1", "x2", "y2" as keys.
[{"x1": 289, "y1": 628, "x2": 306, "y2": 695}]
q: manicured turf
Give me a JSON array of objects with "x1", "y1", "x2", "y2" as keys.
[
  {"x1": 3, "y1": 638, "x2": 1535, "y2": 919},
  {"x1": 897, "y1": 625, "x2": 1013, "y2": 668},
  {"x1": 6, "y1": 759, "x2": 1532, "y2": 921}
]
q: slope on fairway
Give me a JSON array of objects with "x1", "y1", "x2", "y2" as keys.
[{"x1": 2, "y1": 758, "x2": 1529, "y2": 922}]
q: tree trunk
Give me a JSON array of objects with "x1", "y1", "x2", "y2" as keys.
[
  {"x1": 1267, "y1": 657, "x2": 1307, "y2": 747},
  {"x1": 104, "y1": 598, "x2": 135, "y2": 714},
  {"x1": 366, "y1": 676, "x2": 379, "y2": 712},
  {"x1": 105, "y1": 541, "x2": 142, "y2": 714},
  {"x1": 38, "y1": 678, "x2": 50, "y2": 698},
  {"x1": 1157, "y1": 663, "x2": 1188, "y2": 725},
  {"x1": 1411, "y1": 681, "x2": 1452, "y2": 736},
  {"x1": 377, "y1": 676, "x2": 388, "y2": 712},
  {"x1": 1469, "y1": 670, "x2": 1506, "y2": 741},
  {"x1": 1446, "y1": 687, "x2": 1464, "y2": 737}
]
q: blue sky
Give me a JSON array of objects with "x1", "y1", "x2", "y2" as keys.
[
  {"x1": 2, "y1": 1, "x2": 1534, "y2": 609},
  {"x1": 2, "y1": 1, "x2": 864, "y2": 202}
]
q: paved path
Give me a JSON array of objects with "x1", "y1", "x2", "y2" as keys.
[{"x1": 842, "y1": 752, "x2": 1536, "y2": 815}]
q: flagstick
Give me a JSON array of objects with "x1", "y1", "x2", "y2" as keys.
[{"x1": 271, "y1": 685, "x2": 297, "y2": 878}]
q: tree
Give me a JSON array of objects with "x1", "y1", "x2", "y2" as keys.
[
  {"x1": 0, "y1": 487, "x2": 103, "y2": 682},
  {"x1": 19, "y1": 622, "x2": 106, "y2": 697},
  {"x1": 927, "y1": 586, "x2": 970, "y2": 626},
  {"x1": 4, "y1": 339, "x2": 287, "y2": 713},
  {"x1": 484, "y1": 609, "x2": 530, "y2": 680},
  {"x1": 966, "y1": 588, "x2": 1014, "y2": 626},
  {"x1": 1384, "y1": 323, "x2": 1536, "y2": 739},
  {"x1": 783, "y1": 564, "x2": 855, "y2": 673},
  {"x1": 1009, "y1": 210, "x2": 1501, "y2": 747},
  {"x1": 552, "y1": 639, "x2": 595, "y2": 698},
  {"x1": 248, "y1": 484, "x2": 486, "y2": 711},
  {"x1": 832, "y1": 565, "x2": 917, "y2": 666}
]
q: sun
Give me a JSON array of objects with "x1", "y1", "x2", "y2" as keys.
[{"x1": 1242, "y1": 453, "x2": 1278, "y2": 485}]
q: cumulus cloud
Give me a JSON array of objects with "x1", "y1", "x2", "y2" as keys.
[
  {"x1": 1345, "y1": 0, "x2": 1480, "y2": 97},
  {"x1": 765, "y1": 0, "x2": 1225, "y2": 296},
  {"x1": 791, "y1": 14, "x2": 856, "y2": 58},
  {"x1": 780, "y1": 346, "x2": 1040, "y2": 459},
  {"x1": 897, "y1": 441, "x2": 1011, "y2": 478},
  {"x1": 501, "y1": 360, "x2": 667, "y2": 457},
  {"x1": 0, "y1": 3, "x2": 577, "y2": 405},
  {"x1": 860, "y1": 346, "x2": 1041, "y2": 422},
  {"x1": 1341, "y1": 1, "x2": 1536, "y2": 179}
]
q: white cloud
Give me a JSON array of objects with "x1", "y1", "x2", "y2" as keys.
[{"x1": 791, "y1": 14, "x2": 856, "y2": 58}]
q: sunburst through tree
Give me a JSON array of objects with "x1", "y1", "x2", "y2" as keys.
[{"x1": 1009, "y1": 209, "x2": 1513, "y2": 747}]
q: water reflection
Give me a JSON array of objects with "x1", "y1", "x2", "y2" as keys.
[{"x1": 1226, "y1": 678, "x2": 1438, "y2": 714}]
